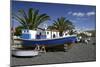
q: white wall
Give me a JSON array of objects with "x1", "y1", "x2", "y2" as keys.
[
  {"x1": 46, "y1": 31, "x2": 60, "y2": 38},
  {"x1": 46, "y1": 31, "x2": 51, "y2": 39},
  {"x1": 18, "y1": 0, "x2": 96, "y2": 5},
  {"x1": 22, "y1": 30, "x2": 37, "y2": 39},
  {"x1": 63, "y1": 31, "x2": 69, "y2": 37},
  {"x1": 29, "y1": 30, "x2": 37, "y2": 39},
  {"x1": 52, "y1": 31, "x2": 58, "y2": 38}
]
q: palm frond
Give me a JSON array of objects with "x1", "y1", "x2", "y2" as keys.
[
  {"x1": 48, "y1": 17, "x2": 75, "y2": 35},
  {"x1": 13, "y1": 8, "x2": 50, "y2": 30}
]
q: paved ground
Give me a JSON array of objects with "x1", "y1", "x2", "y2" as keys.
[{"x1": 11, "y1": 37, "x2": 96, "y2": 66}]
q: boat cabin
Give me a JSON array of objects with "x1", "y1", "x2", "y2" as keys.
[{"x1": 21, "y1": 29, "x2": 69, "y2": 39}]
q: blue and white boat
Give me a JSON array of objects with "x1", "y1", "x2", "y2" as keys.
[
  {"x1": 15, "y1": 29, "x2": 77, "y2": 47},
  {"x1": 21, "y1": 35, "x2": 77, "y2": 47},
  {"x1": 12, "y1": 29, "x2": 77, "y2": 57}
]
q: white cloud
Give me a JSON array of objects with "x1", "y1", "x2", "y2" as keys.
[
  {"x1": 68, "y1": 11, "x2": 85, "y2": 17},
  {"x1": 86, "y1": 11, "x2": 95, "y2": 16},
  {"x1": 72, "y1": 12, "x2": 85, "y2": 17},
  {"x1": 68, "y1": 11, "x2": 95, "y2": 17}
]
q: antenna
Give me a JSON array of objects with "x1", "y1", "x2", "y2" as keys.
[{"x1": 44, "y1": 23, "x2": 47, "y2": 30}]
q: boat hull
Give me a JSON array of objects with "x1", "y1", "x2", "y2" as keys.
[
  {"x1": 12, "y1": 50, "x2": 39, "y2": 57},
  {"x1": 21, "y1": 36, "x2": 77, "y2": 47}
]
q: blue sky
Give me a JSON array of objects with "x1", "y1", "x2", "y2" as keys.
[{"x1": 11, "y1": 1, "x2": 96, "y2": 31}]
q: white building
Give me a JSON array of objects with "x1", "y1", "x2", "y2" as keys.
[{"x1": 83, "y1": 32, "x2": 92, "y2": 36}]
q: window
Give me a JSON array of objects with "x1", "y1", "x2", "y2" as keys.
[
  {"x1": 24, "y1": 30, "x2": 25, "y2": 33},
  {"x1": 27, "y1": 30, "x2": 29, "y2": 32},
  {"x1": 47, "y1": 32, "x2": 49, "y2": 34}
]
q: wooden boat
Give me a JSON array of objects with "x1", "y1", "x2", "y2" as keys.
[
  {"x1": 12, "y1": 49, "x2": 39, "y2": 57},
  {"x1": 12, "y1": 35, "x2": 77, "y2": 57},
  {"x1": 17, "y1": 35, "x2": 77, "y2": 47}
]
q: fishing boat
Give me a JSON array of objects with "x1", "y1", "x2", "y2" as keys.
[
  {"x1": 11, "y1": 42, "x2": 39, "y2": 57},
  {"x1": 12, "y1": 49, "x2": 39, "y2": 57},
  {"x1": 12, "y1": 28, "x2": 77, "y2": 56},
  {"x1": 18, "y1": 35, "x2": 77, "y2": 47},
  {"x1": 14, "y1": 29, "x2": 77, "y2": 47}
]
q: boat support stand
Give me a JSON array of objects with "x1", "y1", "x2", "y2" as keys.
[{"x1": 34, "y1": 45, "x2": 46, "y2": 54}]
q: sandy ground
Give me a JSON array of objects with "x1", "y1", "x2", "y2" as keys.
[{"x1": 11, "y1": 37, "x2": 96, "y2": 66}]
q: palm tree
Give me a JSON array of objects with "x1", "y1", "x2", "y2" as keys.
[
  {"x1": 13, "y1": 8, "x2": 50, "y2": 30},
  {"x1": 48, "y1": 17, "x2": 74, "y2": 36},
  {"x1": 14, "y1": 26, "x2": 25, "y2": 36}
]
